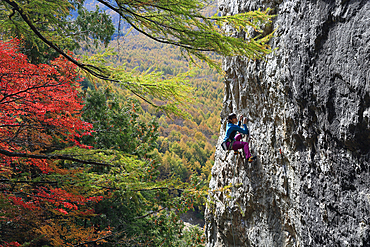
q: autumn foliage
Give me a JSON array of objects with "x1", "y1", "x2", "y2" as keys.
[
  {"x1": 0, "y1": 39, "x2": 108, "y2": 246},
  {"x1": 0, "y1": 40, "x2": 92, "y2": 150},
  {"x1": 0, "y1": 39, "x2": 206, "y2": 246}
]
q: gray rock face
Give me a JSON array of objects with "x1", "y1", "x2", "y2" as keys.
[{"x1": 205, "y1": 0, "x2": 370, "y2": 246}]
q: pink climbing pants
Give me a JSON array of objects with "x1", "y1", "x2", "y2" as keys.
[{"x1": 226, "y1": 134, "x2": 251, "y2": 160}]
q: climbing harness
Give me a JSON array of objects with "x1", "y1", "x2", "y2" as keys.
[
  {"x1": 220, "y1": 139, "x2": 235, "y2": 162},
  {"x1": 221, "y1": 138, "x2": 235, "y2": 151},
  {"x1": 220, "y1": 134, "x2": 247, "y2": 161}
]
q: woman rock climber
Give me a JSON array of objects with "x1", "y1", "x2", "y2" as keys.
[{"x1": 222, "y1": 113, "x2": 257, "y2": 162}]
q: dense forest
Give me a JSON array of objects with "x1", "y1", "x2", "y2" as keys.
[
  {"x1": 0, "y1": 0, "x2": 274, "y2": 246},
  {"x1": 81, "y1": 32, "x2": 224, "y2": 182}
]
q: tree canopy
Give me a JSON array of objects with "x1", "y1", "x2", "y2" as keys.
[
  {"x1": 1, "y1": 0, "x2": 275, "y2": 114},
  {"x1": 0, "y1": 1, "x2": 276, "y2": 245},
  {"x1": 0, "y1": 38, "x2": 207, "y2": 246}
]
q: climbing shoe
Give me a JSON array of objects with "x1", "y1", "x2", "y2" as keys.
[{"x1": 248, "y1": 155, "x2": 257, "y2": 163}]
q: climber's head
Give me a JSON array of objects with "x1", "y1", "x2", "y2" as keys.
[{"x1": 227, "y1": 113, "x2": 237, "y2": 124}]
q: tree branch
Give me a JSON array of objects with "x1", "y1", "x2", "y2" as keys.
[
  {"x1": 3, "y1": 0, "x2": 179, "y2": 111},
  {"x1": 0, "y1": 179, "x2": 57, "y2": 184},
  {"x1": 0, "y1": 81, "x2": 63, "y2": 104},
  {"x1": 96, "y1": 185, "x2": 184, "y2": 192},
  {"x1": 2, "y1": 0, "x2": 110, "y2": 80},
  {"x1": 0, "y1": 149, "x2": 112, "y2": 167},
  {"x1": 134, "y1": 207, "x2": 167, "y2": 220},
  {"x1": 97, "y1": 0, "x2": 214, "y2": 52},
  {"x1": 73, "y1": 234, "x2": 114, "y2": 247}
]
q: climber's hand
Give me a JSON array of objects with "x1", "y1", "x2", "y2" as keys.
[
  {"x1": 239, "y1": 115, "x2": 244, "y2": 122},
  {"x1": 243, "y1": 117, "x2": 248, "y2": 124}
]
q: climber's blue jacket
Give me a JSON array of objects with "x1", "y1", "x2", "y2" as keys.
[{"x1": 223, "y1": 121, "x2": 249, "y2": 142}]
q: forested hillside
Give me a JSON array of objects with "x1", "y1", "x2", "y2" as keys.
[
  {"x1": 79, "y1": 0, "x2": 223, "y2": 184},
  {"x1": 120, "y1": 34, "x2": 223, "y2": 181},
  {"x1": 82, "y1": 32, "x2": 224, "y2": 182}
]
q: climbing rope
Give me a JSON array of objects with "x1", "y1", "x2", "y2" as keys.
[
  {"x1": 229, "y1": 150, "x2": 241, "y2": 247},
  {"x1": 221, "y1": 149, "x2": 242, "y2": 247},
  {"x1": 220, "y1": 134, "x2": 252, "y2": 246}
]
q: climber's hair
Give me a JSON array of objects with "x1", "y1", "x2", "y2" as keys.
[{"x1": 227, "y1": 113, "x2": 237, "y2": 122}]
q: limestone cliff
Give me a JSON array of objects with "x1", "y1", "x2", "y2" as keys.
[{"x1": 205, "y1": 0, "x2": 370, "y2": 246}]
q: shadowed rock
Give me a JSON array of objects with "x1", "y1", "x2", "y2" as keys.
[{"x1": 205, "y1": 0, "x2": 370, "y2": 246}]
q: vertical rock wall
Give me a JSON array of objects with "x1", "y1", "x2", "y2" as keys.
[{"x1": 205, "y1": 0, "x2": 370, "y2": 246}]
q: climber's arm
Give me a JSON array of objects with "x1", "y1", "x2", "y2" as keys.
[{"x1": 230, "y1": 125, "x2": 249, "y2": 135}]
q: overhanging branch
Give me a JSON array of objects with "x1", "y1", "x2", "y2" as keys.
[
  {"x1": 0, "y1": 149, "x2": 112, "y2": 167},
  {"x1": 3, "y1": 0, "x2": 110, "y2": 80}
]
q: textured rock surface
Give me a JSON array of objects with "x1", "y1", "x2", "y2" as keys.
[{"x1": 205, "y1": 0, "x2": 370, "y2": 246}]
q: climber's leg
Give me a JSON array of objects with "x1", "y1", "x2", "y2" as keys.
[
  {"x1": 243, "y1": 142, "x2": 251, "y2": 160},
  {"x1": 235, "y1": 134, "x2": 242, "y2": 141},
  {"x1": 232, "y1": 141, "x2": 251, "y2": 160}
]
